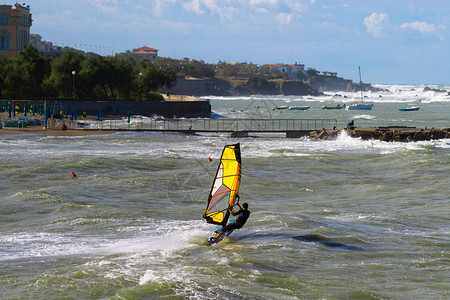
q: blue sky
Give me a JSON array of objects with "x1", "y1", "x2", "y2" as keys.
[{"x1": 18, "y1": 0, "x2": 450, "y2": 84}]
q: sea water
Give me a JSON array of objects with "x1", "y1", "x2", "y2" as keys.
[{"x1": 1, "y1": 85, "x2": 449, "y2": 299}]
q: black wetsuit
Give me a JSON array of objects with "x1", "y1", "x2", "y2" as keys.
[{"x1": 223, "y1": 209, "x2": 250, "y2": 232}]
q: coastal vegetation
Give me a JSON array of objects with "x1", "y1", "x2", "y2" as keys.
[
  {"x1": 0, "y1": 46, "x2": 176, "y2": 101},
  {"x1": 247, "y1": 76, "x2": 279, "y2": 94},
  {"x1": 149, "y1": 57, "x2": 338, "y2": 82},
  {"x1": 111, "y1": 50, "x2": 343, "y2": 84},
  {"x1": 0, "y1": 46, "x2": 346, "y2": 100}
]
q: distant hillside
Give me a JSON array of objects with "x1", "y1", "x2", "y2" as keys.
[
  {"x1": 150, "y1": 57, "x2": 383, "y2": 96},
  {"x1": 307, "y1": 76, "x2": 383, "y2": 92},
  {"x1": 160, "y1": 77, "x2": 322, "y2": 96}
]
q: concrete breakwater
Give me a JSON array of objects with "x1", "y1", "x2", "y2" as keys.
[{"x1": 313, "y1": 126, "x2": 450, "y2": 142}]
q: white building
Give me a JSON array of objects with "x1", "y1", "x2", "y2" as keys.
[{"x1": 269, "y1": 63, "x2": 305, "y2": 79}]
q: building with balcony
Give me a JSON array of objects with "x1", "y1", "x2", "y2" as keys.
[
  {"x1": 0, "y1": 3, "x2": 32, "y2": 58},
  {"x1": 269, "y1": 63, "x2": 305, "y2": 79}
]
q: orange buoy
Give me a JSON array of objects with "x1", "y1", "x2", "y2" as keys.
[
  {"x1": 208, "y1": 157, "x2": 212, "y2": 161},
  {"x1": 72, "y1": 172, "x2": 77, "y2": 178}
]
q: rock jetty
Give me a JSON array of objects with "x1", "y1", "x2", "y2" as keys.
[{"x1": 312, "y1": 126, "x2": 450, "y2": 142}]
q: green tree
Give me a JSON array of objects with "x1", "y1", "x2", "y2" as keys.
[
  {"x1": 2, "y1": 46, "x2": 51, "y2": 98},
  {"x1": 108, "y1": 57, "x2": 134, "y2": 100},
  {"x1": 138, "y1": 59, "x2": 176, "y2": 100},
  {"x1": 43, "y1": 50, "x2": 85, "y2": 98},
  {"x1": 248, "y1": 75, "x2": 278, "y2": 93},
  {"x1": 79, "y1": 55, "x2": 114, "y2": 98},
  {"x1": 306, "y1": 68, "x2": 320, "y2": 78},
  {"x1": 18, "y1": 45, "x2": 51, "y2": 96},
  {"x1": 294, "y1": 70, "x2": 307, "y2": 81},
  {"x1": 217, "y1": 63, "x2": 239, "y2": 78},
  {"x1": 0, "y1": 55, "x2": 11, "y2": 97},
  {"x1": 2, "y1": 59, "x2": 23, "y2": 98},
  {"x1": 270, "y1": 71, "x2": 288, "y2": 79},
  {"x1": 258, "y1": 64, "x2": 273, "y2": 77}
]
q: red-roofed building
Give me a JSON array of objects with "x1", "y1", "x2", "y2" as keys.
[{"x1": 132, "y1": 46, "x2": 158, "y2": 59}]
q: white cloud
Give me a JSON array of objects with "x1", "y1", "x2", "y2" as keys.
[
  {"x1": 400, "y1": 21, "x2": 445, "y2": 39},
  {"x1": 183, "y1": 0, "x2": 205, "y2": 15},
  {"x1": 363, "y1": 12, "x2": 446, "y2": 41},
  {"x1": 275, "y1": 13, "x2": 293, "y2": 25},
  {"x1": 401, "y1": 21, "x2": 436, "y2": 33},
  {"x1": 89, "y1": 0, "x2": 119, "y2": 13},
  {"x1": 182, "y1": 0, "x2": 238, "y2": 20},
  {"x1": 153, "y1": 0, "x2": 176, "y2": 16},
  {"x1": 90, "y1": 0, "x2": 118, "y2": 4},
  {"x1": 180, "y1": 0, "x2": 309, "y2": 22},
  {"x1": 285, "y1": 1, "x2": 309, "y2": 15},
  {"x1": 249, "y1": 0, "x2": 277, "y2": 5},
  {"x1": 254, "y1": 7, "x2": 269, "y2": 14},
  {"x1": 363, "y1": 12, "x2": 389, "y2": 38}
]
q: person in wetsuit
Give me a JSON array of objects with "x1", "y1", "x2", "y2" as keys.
[
  {"x1": 346, "y1": 120, "x2": 355, "y2": 130},
  {"x1": 213, "y1": 201, "x2": 250, "y2": 240}
]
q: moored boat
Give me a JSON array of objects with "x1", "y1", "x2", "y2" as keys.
[
  {"x1": 345, "y1": 67, "x2": 373, "y2": 110},
  {"x1": 322, "y1": 105, "x2": 342, "y2": 110},
  {"x1": 399, "y1": 106, "x2": 420, "y2": 111},
  {"x1": 272, "y1": 106, "x2": 289, "y2": 110},
  {"x1": 345, "y1": 103, "x2": 373, "y2": 110},
  {"x1": 288, "y1": 106, "x2": 310, "y2": 110}
]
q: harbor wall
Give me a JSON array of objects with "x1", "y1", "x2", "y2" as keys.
[{"x1": 3, "y1": 99, "x2": 211, "y2": 118}]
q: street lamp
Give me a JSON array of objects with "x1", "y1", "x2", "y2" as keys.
[
  {"x1": 139, "y1": 72, "x2": 143, "y2": 100},
  {"x1": 72, "y1": 70, "x2": 76, "y2": 98}
]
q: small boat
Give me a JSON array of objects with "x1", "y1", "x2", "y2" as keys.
[
  {"x1": 399, "y1": 106, "x2": 420, "y2": 111},
  {"x1": 288, "y1": 106, "x2": 310, "y2": 110},
  {"x1": 345, "y1": 103, "x2": 373, "y2": 110},
  {"x1": 272, "y1": 106, "x2": 289, "y2": 110},
  {"x1": 322, "y1": 105, "x2": 342, "y2": 110},
  {"x1": 345, "y1": 67, "x2": 373, "y2": 110}
]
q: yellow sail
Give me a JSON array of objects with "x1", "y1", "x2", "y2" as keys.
[{"x1": 203, "y1": 143, "x2": 241, "y2": 225}]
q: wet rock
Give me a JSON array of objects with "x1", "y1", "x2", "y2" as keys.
[
  {"x1": 310, "y1": 127, "x2": 449, "y2": 142},
  {"x1": 344, "y1": 127, "x2": 449, "y2": 142},
  {"x1": 423, "y1": 87, "x2": 447, "y2": 93},
  {"x1": 413, "y1": 131, "x2": 429, "y2": 141}
]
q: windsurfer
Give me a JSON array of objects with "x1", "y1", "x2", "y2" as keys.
[{"x1": 213, "y1": 201, "x2": 250, "y2": 240}]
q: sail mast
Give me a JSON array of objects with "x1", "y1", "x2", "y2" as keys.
[{"x1": 359, "y1": 66, "x2": 363, "y2": 103}]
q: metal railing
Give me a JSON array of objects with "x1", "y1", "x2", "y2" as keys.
[{"x1": 72, "y1": 118, "x2": 337, "y2": 132}]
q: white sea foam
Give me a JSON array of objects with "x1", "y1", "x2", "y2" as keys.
[
  {"x1": 1, "y1": 127, "x2": 444, "y2": 163},
  {"x1": 0, "y1": 219, "x2": 209, "y2": 261},
  {"x1": 234, "y1": 131, "x2": 436, "y2": 158},
  {"x1": 351, "y1": 114, "x2": 377, "y2": 120},
  {"x1": 430, "y1": 138, "x2": 450, "y2": 149},
  {"x1": 201, "y1": 84, "x2": 450, "y2": 105}
]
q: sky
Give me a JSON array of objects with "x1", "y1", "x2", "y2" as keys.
[{"x1": 14, "y1": 0, "x2": 450, "y2": 84}]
